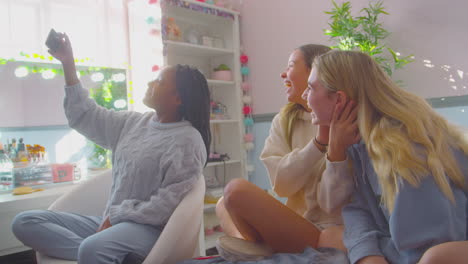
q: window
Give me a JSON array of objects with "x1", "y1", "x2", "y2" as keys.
[{"x1": 1, "y1": 0, "x2": 127, "y2": 67}]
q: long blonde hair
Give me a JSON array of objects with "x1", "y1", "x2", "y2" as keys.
[
  {"x1": 280, "y1": 44, "x2": 330, "y2": 149},
  {"x1": 314, "y1": 50, "x2": 468, "y2": 212}
]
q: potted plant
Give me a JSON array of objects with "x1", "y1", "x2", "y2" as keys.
[
  {"x1": 212, "y1": 64, "x2": 232, "y2": 81},
  {"x1": 324, "y1": 0, "x2": 414, "y2": 77}
]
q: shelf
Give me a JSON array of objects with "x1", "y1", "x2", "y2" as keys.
[
  {"x1": 206, "y1": 159, "x2": 241, "y2": 168},
  {"x1": 205, "y1": 187, "x2": 224, "y2": 200},
  {"x1": 206, "y1": 186, "x2": 224, "y2": 194},
  {"x1": 205, "y1": 231, "x2": 224, "y2": 250},
  {"x1": 209, "y1": 119, "x2": 239, "y2": 124},
  {"x1": 164, "y1": 41, "x2": 234, "y2": 57},
  {"x1": 181, "y1": 0, "x2": 240, "y2": 16},
  {"x1": 0, "y1": 125, "x2": 70, "y2": 132},
  {"x1": 164, "y1": 3, "x2": 235, "y2": 33},
  {"x1": 207, "y1": 79, "x2": 235, "y2": 87},
  {"x1": 0, "y1": 182, "x2": 76, "y2": 204},
  {"x1": 204, "y1": 203, "x2": 216, "y2": 212}
]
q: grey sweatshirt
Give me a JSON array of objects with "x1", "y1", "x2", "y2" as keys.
[
  {"x1": 64, "y1": 83, "x2": 206, "y2": 227},
  {"x1": 343, "y1": 142, "x2": 468, "y2": 264}
]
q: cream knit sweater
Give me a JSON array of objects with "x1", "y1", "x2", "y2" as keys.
[{"x1": 260, "y1": 111, "x2": 352, "y2": 228}]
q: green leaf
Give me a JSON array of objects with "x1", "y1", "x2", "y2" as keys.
[{"x1": 323, "y1": 0, "x2": 413, "y2": 81}]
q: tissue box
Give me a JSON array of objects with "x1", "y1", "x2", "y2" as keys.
[{"x1": 52, "y1": 164, "x2": 74, "y2": 183}]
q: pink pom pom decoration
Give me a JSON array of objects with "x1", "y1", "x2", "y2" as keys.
[
  {"x1": 152, "y1": 65, "x2": 160, "y2": 72},
  {"x1": 242, "y1": 82, "x2": 251, "y2": 92},
  {"x1": 240, "y1": 55, "x2": 249, "y2": 64},
  {"x1": 244, "y1": 133, "x2": 254, "y2": 142},
  {"x1": 243, "y1": 106, "x2": 252, "y2": 115},
  {"x1": 149, "y1": 29, "x2": 161, "y2": 36}
]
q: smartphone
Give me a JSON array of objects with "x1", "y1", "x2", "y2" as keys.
[{"x1": 45, "y1": 29, "x2": 61, "y2": 52}]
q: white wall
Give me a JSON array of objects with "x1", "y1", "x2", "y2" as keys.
[{"x1": 241, "y1": 0, "x2": 468, "y2": 114}]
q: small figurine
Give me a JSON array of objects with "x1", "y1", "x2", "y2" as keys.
[
  {"x1": 165, "y1": 17, "x2": 182, "y2": 41},
  {"x1": 210, "y1": 101, "x2": 229, "y2": 120},
  {"x1": 17, "y1": 138, "x2": 25, "y2": 152},
  {"x1": 9, "y1": 138, "x2": 18, "y2": 161}
]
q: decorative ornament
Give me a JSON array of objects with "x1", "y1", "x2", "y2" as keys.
[
  {"x1": 244, "y1": 133, "x2": 254, "y2": 142},
  {"x1": 240, "y1": 55, "x2": 249, "y2": 64},
  {"x1": 146, "y1": 16, "x2": 156, "y2": 24},
  {"x1": 152, "y1": 65, "x2": 160, "y2": 72},
  {"x1": 149, "y1": 29, "x2": 161, "y2": 36},
  {"x1": 245, "y1": 142, "x2": 254, "y2": 151},
  {"x1": 242, "y1": 95, "x2": 252, "y2": 104},
  {"x1": 244, "y1": 117, "x2": 254, "y2": 127},
  {"x1": 165, "y1": 17, "x2": 182, "y2": 41},
  {"x1": 241, "y1": 66, "x2": 250, "y2": 75},
  {"x1": 242, "y1": 106, "x2": 252, "y2": 115},
  {"x1": 241, "y1": 82, "x2": 251, "y2": 92}
]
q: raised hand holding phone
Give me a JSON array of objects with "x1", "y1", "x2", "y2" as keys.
[
  {"x1": 45, "y1": 29, "x2": 61, "y2": 52},
  {"x1": 47, "y1": 31, "x2": 74, "y2": 64},
  {"x1": 46, "y1": 30, "x2": 79, "y2": 86}
]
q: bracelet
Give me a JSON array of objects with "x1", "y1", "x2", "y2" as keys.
[{"x1": 314, "y1": 137, "x2": 328, "y2": 147}]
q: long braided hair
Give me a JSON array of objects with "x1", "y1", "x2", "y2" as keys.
[{"x1": 175, "y1": 64, "x2": 211, "y2": 165}]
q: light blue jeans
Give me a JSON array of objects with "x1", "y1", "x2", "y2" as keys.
[{"x1": 11, "y1": 210, "x2": 162, "y2": 264}]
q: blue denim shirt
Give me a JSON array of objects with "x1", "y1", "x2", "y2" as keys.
[{"x1": 342, "y1": 143, "x2": 468, "y2": 264}]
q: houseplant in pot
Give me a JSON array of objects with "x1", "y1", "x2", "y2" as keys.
[
  {"x1": 212, "y1": 64, "x2": 232, "y2": 81},
  {"x1": 324, "y1": 0, "x2": 414, "y2": 77}
]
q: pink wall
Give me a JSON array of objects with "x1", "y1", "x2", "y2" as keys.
[{"x1": 241, "y1": 0, "x2": 468, "y2": 114}]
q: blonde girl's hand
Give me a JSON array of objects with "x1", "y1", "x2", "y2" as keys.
[{"x1": 328, "y1": 100, "x2": 360, "y2": 162}]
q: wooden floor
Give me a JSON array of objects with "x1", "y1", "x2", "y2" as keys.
[{"x1": 0, "y1": 250, "x2": 36, "y2": 264}]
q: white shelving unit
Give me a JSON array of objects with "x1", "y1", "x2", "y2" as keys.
[
  {"x1": 210, "y1": 119, "x2": 239, "y2": 124},
  {"x1": 205, "y1": 231, "x2": 224, "y2": 250},
  {"x1": 203, "y1": 203, "x2": 217, "y2": 212},
  {"x1": 205, "y1": 159, "x2": 241, "y2": 168},
  {"x1": 207, "y1": 79, "x2": 236, "y2": 87},
  {"x1": 164, "y1": 40, "x2": 234, "y2": 56},
  {"x1": 161, "y1": 0, "x2": 246, "y2": 255}
]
